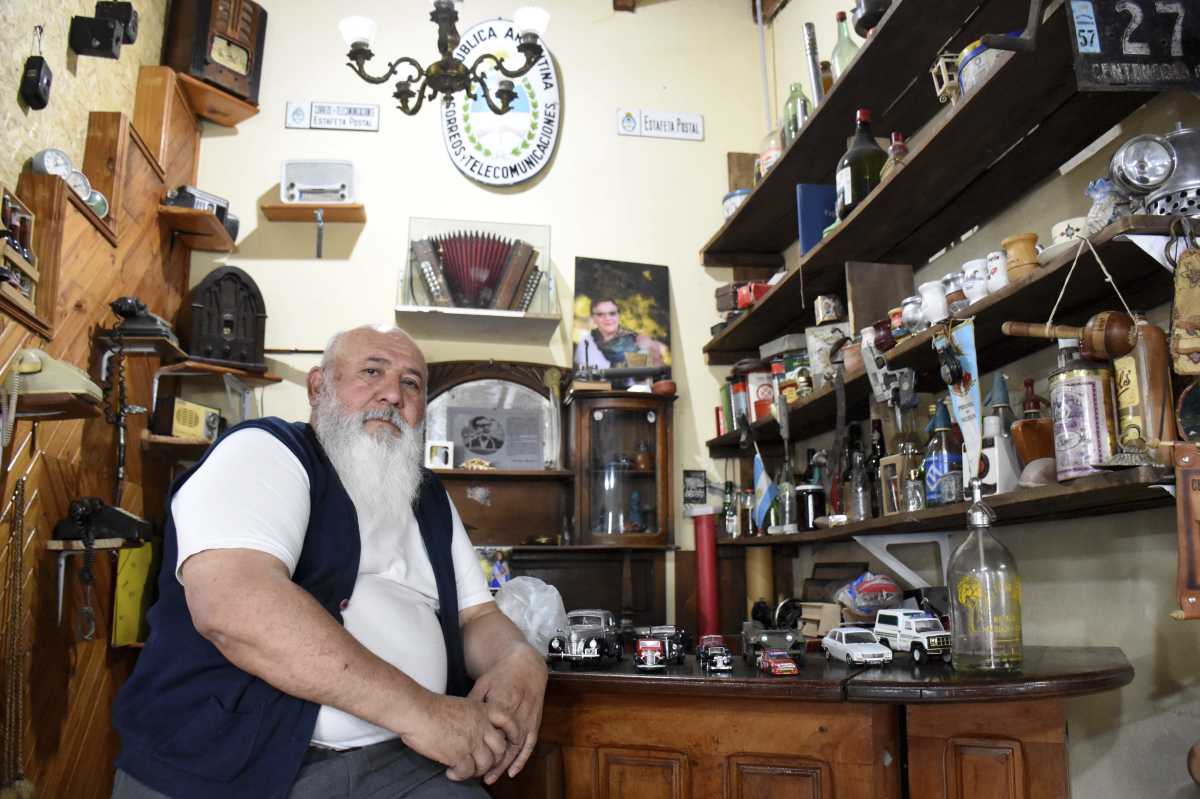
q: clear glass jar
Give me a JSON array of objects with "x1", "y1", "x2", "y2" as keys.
[
  {"x1": 843, "y1": 450, "x2": 870, "y2": 522},
  {"x1": 903, "y1": 467, "x2": 925, "y2": 511},
  {"x1": 948, "y1": 480, "x2": 1023, "y2": 671}
]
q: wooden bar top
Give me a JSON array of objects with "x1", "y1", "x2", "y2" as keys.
[{"x1": 547, "y1": 646, "x2": 1133, "y2": 705}]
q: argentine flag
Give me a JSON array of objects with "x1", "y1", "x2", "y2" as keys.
[{"x1": 753, "y1": 450, "x2": 778, "y2": 531}]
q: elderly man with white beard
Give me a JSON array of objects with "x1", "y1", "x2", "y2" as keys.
[{"x1": 111, "y1": 325, "x2": 548, "y2": 799}]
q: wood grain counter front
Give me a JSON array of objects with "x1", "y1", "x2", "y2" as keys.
[{"x1": 488, "y1": 646, "x2": 1132, "y2": 799}]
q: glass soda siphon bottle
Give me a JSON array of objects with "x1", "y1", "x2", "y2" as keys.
[{"x1": 948, "y1": 478, "x2": 1023, "y2": 672}]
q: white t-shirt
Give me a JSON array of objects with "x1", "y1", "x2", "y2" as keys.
[{"x1": 171, "y1": 427, "x2": 492, "y2": 749}]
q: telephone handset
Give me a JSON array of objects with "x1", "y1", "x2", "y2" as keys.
[{"x1": 1, "y1": 348, "x2": 103, "y2": 446}]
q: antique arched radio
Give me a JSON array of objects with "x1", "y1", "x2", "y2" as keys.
[{"x1": 179, "y1": 265, "x2": 267, "y2": 372}]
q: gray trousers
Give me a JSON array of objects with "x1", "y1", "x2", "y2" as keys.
[{"x1": 112, "y1": 739, "x2": 490, "y2": 798}]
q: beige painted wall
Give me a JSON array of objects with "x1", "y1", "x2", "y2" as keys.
[
  {"x1": 191, "y1": 1, "x2": 764, "y2": 559},
  {"x1": 771, "y1": 2, "x2": 1200, "y2": 796},
  {"x1": 0, "y1": 0, "x2": 168, "y2": 190}
]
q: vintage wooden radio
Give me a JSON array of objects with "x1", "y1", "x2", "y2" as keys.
[
  {"x1": 163, "y1": 0, "x2": 268, "y2": 105},
  {"x1": 179, "y1": 265, "x2": 267, "y2": 372}
]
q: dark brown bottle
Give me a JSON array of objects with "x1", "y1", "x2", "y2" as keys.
[{"x1": 835, "y1": 108, "x2": 887, "y2": 220}]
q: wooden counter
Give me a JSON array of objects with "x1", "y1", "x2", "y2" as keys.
[{"x1": 489, "y1": 646, "x2": 1132, "y2": 799}]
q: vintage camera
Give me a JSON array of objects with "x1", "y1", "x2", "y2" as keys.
[
  {"x1": 20, "y1": 56, "x2": 52, "y2": 110},
  {"x1": 95, "y1": 2, "x2": 139, "y2": 44}
]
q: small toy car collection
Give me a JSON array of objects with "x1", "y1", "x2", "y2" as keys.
[
  {"x1": 821, "y1": 626, "x2": 893, "y2": 666},
  {"x1": 757, "y1": 648, "x2": 798, "y2": 676},
  {"x1": 635, "y1": 637, "x2": 667, "y2": 669},
  {"x1": 873, "y1": 609, "x2": 952, "y2": 664},
  {"x1": 547, "y1": 609, "x2": 623, "y2": 666},
  {"x1": 696, "y1": 634, "x2": 733, "y2": 672}
]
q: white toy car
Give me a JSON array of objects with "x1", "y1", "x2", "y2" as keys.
[
  {"x1": 873, "y1": 609, "x2": 952, "y2": 664},
  {"x1": 821, "y1": 626, "x2": 893, "y2": 666}
]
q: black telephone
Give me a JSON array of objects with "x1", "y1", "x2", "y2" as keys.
[{"x1": 53, "y1": 497, "x2": 151, "y2": 542}]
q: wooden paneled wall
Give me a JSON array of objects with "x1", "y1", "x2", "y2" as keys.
[{"x1": 0, "y1": 68, "x2": 200, "y2": 797}]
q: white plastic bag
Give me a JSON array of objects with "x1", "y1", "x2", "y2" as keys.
[{"x1": 493, "y1": 576, "x2": 568, "y2": 653}]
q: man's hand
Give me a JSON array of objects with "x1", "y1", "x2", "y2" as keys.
[
  {"x1": 399, "y1": 693, "x2": 519, "y2": 783},
  {"x1": 468, "y1": 644, "x2": 549, "y2": 782}
]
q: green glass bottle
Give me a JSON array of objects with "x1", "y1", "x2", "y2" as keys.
[
  {"x1": 835, "y1": 108, "x2": 888, "y2": 221},
  {"x1": 948, "y1": 479, "x2": 1023, "y2": 672},
  {"x1": 782, "y1": 82, "x2": 811, "y2": 148},
  {"x1": 830, "y1": 11, "x2": 860, "y2": 81}
]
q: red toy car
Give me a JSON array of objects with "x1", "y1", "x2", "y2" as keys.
[
  {"x1": 635, "y1": 637, "x2": 666, "y2": 670},
  {"x1": 757, "y1": 648, "x2": 798, "y2": 676}
]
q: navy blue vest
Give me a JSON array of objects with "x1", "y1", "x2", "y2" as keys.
[{"x1": 113, "y1": 418, "x2": 468, "y2": 799}]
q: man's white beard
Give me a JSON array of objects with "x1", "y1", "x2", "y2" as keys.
[{"x1": 312, "y1": 384, "x2": 426, "y2": 520}]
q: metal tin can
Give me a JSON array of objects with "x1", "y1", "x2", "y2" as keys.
[
  {"x1": 815, "y1": 294, "x2": 846, "y2": 325},
  {"x1": 1049, "y1": 363, "x2": 1118, "y2": 481}
]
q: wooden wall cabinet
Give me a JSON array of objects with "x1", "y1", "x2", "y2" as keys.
[{"x1": 570, "y1": 392, "x2": 674, "y2": 547}]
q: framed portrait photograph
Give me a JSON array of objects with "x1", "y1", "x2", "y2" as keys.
[
  {"x1": 424, "y1": 440, "x2": 454, "y2": 469},
  {"x1": 573, "y1": 257, "x2": 671, "y2": 388}
]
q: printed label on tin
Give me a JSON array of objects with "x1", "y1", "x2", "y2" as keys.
[
  {"x1": 1114, "y1": 353, "x2": 1145, "y2": 446},
  {"x1": 1051, "y1": 374, "x2": 1114, "y2": 479}
]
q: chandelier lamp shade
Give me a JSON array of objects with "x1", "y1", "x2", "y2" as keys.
[{"x1": 339, "y1": 1, "x2": 550, "y2": 116}]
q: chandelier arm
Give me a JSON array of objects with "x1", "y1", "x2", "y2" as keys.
[
  {"x1": 396, "y1": 78, "x2": 431, "y2": 116},
  {"x1": 350, "y1": 55, "x2": 426, "y2": 86},
  {"x1": 471, "y1": 74, "x2": 511, "y2": 115},
  {"x1": 469, "y1": 51, "x2": 537, "y2": 80}
]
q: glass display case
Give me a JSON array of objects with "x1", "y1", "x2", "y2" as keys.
[
  {"x1": 570, "y1": 393, "x2": 674, "y2": 546},
  {"x1": 398, "y1": 216, "x2": 556, "y2": 316}
]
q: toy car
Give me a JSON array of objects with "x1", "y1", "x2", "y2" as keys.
[
  {"x1": 635, "y1": 637, "x2": 667, "y2": 669},
  {"x1": 741, "y1": 620, "x2": 804, "y2": 665},
  {"x1": 633, "y1": 624, "x2": 688, "y2": 665},
  {"x1": 757, "y1": 648, "x2": 798, "y2": 676},
  {"x1": 873, "y1": 609, "x2": 952, "y2": 664},
  {"x1": 821, "y1": 626, "x2": 893, "y2": 666},
  {"x1": 547, "y1": 609, "x2": 623, "y2": 665},
  {"x1": 696, "y1": 634, "x2": 733, "y2": 672}
]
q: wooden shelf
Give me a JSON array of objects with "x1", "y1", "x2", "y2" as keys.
[
  {"x1": 701, "y1": 1, "x2": 1153, "y2": 364},
  {"x1": 176, "y1": 73, "x2": 259, "y2": 127},
  {"x1": 158, "y1": 206, "x2": 236, "y2": 252},
  {"x1": 394, "y1": 305, "x2": 561, "y2": 345},
  {"x1": 154, "y1": 359, "x2": 282, "y2": 386},
  {"x1": 260, "y1": 203, "x2": 366, "y2": 223},
  {"x1": 95, "y1": 334, "x2": 188, "y2": 362},
  {"x1": 718, "y1": 466, "x2": 1172, "y2": 547},
  {"x1": 509, "y1": 544, "x2": 676, "y2": 552},
  {"x1": 706, "y1": 217, "x2": 1172, "y2": 459},
  {"x1": 45, "y1": 538, "x2": 144, "y2": 551},
  {"x1": 3, "y1": 243, "x2": 39, "y2": 281},
  {"x1": 15, "y1": 391, "x2": 103, "y2": 422},
  {"x1": 434, "y1": 468, "x2": 574, "y2": 480},
  {"x1": 140, "y1": 430, "x2": 211, "y2": 461}
]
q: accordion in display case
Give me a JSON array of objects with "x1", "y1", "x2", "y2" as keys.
[{"x1": 401, "y1": 218, "x2": 554, "y2": 315}]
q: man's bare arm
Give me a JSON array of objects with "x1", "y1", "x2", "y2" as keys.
[
  {"x1": 460, "y1": 602, "x2": 548, "y2": 781},
  {"x1": 182, "y1": 549, "x2": 516, "y2": 780}
]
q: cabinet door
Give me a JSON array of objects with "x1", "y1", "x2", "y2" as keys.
[
  {"x1": 598, "y1": 748, "x2": 689, "y2": 799},
  {"x1": 575, "y1": 397, "x2": 670, "y2": 545},
  {"x1": 727, "y1": 754, "x2": 834, "y2": 799}
]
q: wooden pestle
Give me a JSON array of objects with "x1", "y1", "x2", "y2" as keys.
[{"x1": 1001, "y1": 311, "x2": 1136, "y2": 360}]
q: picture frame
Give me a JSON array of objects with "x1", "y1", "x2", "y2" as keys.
[{"x1": 424, "y1": 440, "x2": 454, "y2": 469}]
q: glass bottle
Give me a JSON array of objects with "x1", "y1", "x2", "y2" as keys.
[
  {"x1": 757, "y1": 127, "x2": 784, "y2": 181},
  {"x1": 723, "y1": 480, "x2": 740, "y2": 539},
  {"x1": 903, "y1": 465, "x2": 925, "y2": 511},
  {"x1": 843, "y1": 450, "x2": 870, "y2": 522},
  {"x1": 948, "y1": 479, "x2": 1023, "y2": 672},
  {"x1": 1021, "y1": 377, "x2": 1049, "y2": 419},
  {"x1": 783, "y1": 82, "x2": 812, "y2": 148},
  {"x1": 868, "y1": 419, "x2": 886, "y2": 518},
  {"x1": 835, "y1": 108, "x2": 888, "y2": 221},
  {"x1": 830, "y1": 11, "x2": 860, "y2": 81},
  {"x1": 740, "y1": 488, "x2": 756, "y2": 536},
  {"x1": 820, "y1": 61, "x2": 834, "y2": 95},
  {"x1": 923, "y1": 400, "x2": 963, "y2": 506},
  {"x1": 987, "y1": 371, "x2": 1017, "y2": 437},
  {"x1": 879, "y1": 132, "x2": 908, "y2": 180}
]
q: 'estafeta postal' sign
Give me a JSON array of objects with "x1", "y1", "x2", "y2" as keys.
[
  {"x1": 617, "y1": 109, "x2": 704, "y2": 141},
  {"x1": 285, "y1": 101, "x2": 380, "y2": 131}
]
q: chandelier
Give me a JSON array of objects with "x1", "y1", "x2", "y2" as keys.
[{"x1": 339, "y1": 1, "x2": 550, "y2": 116}]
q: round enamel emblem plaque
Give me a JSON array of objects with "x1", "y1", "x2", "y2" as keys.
[{"x1": 441, "y1": 18, "x2": 561, "y2": 187}]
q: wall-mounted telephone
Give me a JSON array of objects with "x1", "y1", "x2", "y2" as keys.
[{"x1": 1, "y1": 348, "x2": 103, "y2": 445}]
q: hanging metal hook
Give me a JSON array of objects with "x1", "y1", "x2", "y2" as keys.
[{"x1": 32, "y1": 25, "x2": 44, "y2": 56}]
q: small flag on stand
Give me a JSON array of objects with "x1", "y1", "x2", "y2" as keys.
[{"x1": 752, "y1": 446, "x2": 778, "y2": 532}]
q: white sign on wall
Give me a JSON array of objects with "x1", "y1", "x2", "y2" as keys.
[
  {"x1": 284, "y1": 101, "x2": 380, "y2": 132},
  {"x1": 441, "y1": 18, "x2": 562, "y2": 187},
  {"x1": 617, "y1": 109, "x2": 705, "y2": 141}
]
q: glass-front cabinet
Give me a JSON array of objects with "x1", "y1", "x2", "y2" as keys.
[{"x1": 570, "y1": 393, "x2": 673, "y2": 547}]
